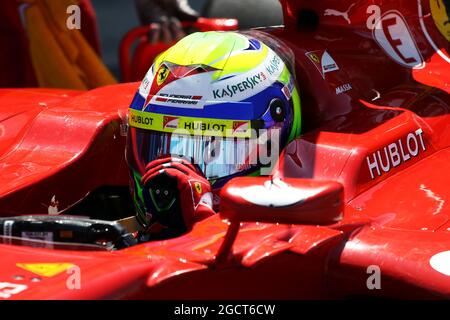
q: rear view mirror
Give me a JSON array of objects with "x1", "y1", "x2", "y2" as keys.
[
  {"x1": 215, "y1": 177, "x2": 344, "y2": 264},
  {"x1": 220, "y1": 177, "x2": 343, "y2": 225}
]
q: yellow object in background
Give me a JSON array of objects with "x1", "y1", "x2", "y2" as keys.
[
  {"x1": 430, "y1": 0, "x2": 450, "y2": 42},
  {"x1": 22, "y1": 0, "x2": 116, "y2": 90}
]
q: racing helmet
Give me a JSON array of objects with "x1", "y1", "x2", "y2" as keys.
[{"x1": 125, "y1": 31, "x2": 302, "y2": 226}]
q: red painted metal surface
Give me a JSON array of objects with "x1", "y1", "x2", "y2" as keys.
[
  {"x1": 0, "y1": 0, "x2": 449, "y2": 299},
  {"x1": 0, "y1": 85, "x2": 135, "y2": 215}
]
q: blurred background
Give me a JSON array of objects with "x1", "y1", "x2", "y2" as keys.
[{"x1": 91, "y1": 0, "x2": 283, "y2": 79}]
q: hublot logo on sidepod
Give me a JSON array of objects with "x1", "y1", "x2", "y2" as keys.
[{"x1": 366, "y1": 128, "x2": 426, "y2": 179}]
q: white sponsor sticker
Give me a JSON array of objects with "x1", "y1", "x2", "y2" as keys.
[
  {"x1": 305, "y1": 50, "x2": 340, "y2": 79},
  {"x1": 372, "y1": 10, "x2": 425, "y2": 69},
  {"x1": 321, "y1": 51, "x2": 340, "y2": 75}
]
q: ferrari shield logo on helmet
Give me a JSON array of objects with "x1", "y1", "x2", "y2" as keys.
[
  {"x1": 194, "y1": 182, "x2": 202, "y2": 194},
  {"x1": 156, "y1": 64, "x2": 170, "y2": 86}
]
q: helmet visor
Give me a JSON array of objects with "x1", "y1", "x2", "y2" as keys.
[{"x1": 126, "y1": 127, "x2": 266, "y2": 180}]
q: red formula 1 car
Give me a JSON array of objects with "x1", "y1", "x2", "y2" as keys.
[{"x1": 0, "y1": 0, "x2": 449, "y2": 300}]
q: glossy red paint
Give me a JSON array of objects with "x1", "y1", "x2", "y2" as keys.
[
  {"x1": 0, "y1": 0, "x2": 449, "y2": 299},
  {"x1": 0, "y1": 85, "x2": 135, "y2": 215}
]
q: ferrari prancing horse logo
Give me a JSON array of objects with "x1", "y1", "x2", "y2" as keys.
[
  {"x1": 156, "y1": 64, "x2": 170, "y2": 86},
  {"x1": 194, "y1": 182, "x2": 202, "y2": 194}
]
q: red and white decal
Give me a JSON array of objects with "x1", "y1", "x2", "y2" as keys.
[
  {"x1": 21, "y1": 231, "x2": 54, "y2": 242},
  {"x1": 139, "y1": 69, "x2": 153, "y2": 98},
  {"x1": 371, "y1": 9, "x2": 425, "y2": 69},
  {"x1": 163, "y1": 116, "x2": 179, "y2": 129},
  {"x1": 305, "y1": 50, "x2": 340, "y2": 79}
]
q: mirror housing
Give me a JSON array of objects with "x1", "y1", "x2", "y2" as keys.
[
  {"x1": 220, "y1": 177, "x2": 344, "y2": 225},
  {"x1": 215, "y1": 177, "x2": 344, "y2": 264}
]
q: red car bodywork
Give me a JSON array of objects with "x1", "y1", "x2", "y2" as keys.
[{"x1": 0, "y1": 0, "x2": 449, "y2": 299}]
